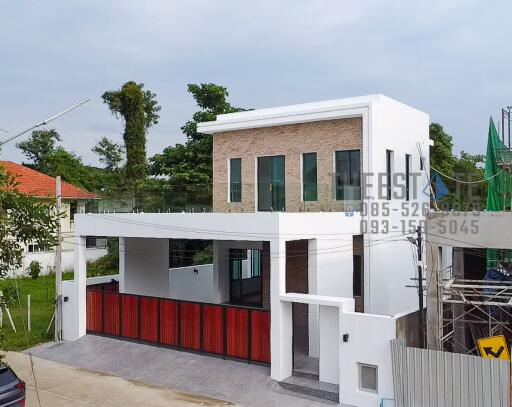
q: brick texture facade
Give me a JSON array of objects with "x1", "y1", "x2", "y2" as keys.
[{"x1": 212, "y1": 117, "x2": 362, "y2": 212}]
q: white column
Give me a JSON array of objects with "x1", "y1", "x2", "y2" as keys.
[
  {"x1": 270, "y1": 238, "x2": 292, "y2": 381},
  {"x1": 70, "y1": 235, "x2": 87, "y2": 340},
  {"x1": 119, "y1": 237, "x2": 125, "y2": 293}
]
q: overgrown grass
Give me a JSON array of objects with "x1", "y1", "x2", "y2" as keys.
[{"x1": 0, "y1": 272, "x2": 73, "y2": 351}]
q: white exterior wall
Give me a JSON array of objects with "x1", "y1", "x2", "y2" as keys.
[
  {"x1": 122, "y1": 237, "x2": 169, "y2": 298},
  {"x1": 363, "y1": 96, "x2": 430, "y2": 315},
  {"x1": 338, "y1": 311, "x2": 396, "y2": 407},
  {"x1": 17, "y1": 248, "x2": 107, "y2": 277},
  {"x1": 169, "y1": 264, "x2": 215, "y2": 303}
]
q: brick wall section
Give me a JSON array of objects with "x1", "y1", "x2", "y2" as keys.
[{"x1": 212, "y1": 117, "x2": 363, "y2": 212}]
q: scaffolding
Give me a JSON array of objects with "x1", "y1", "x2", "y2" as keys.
[{"x1": 437, "y1": 264, "x2": 512, "y2": 355}]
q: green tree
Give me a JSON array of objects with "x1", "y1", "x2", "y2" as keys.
[
  {"x1": 150, "y1": 83, "x2": 246, "y2": 187},
  {"x1": 102, "y1": 81, "x2": 161, "y2": 181},
  {"x1": 429, "y1": 123, "x2": 486, "y2": 210},
  {"x1": 16, "y1": 129, "x2": 61, "y2": 173},
  {"x1": 0, "y1": 165, "x2": 58, "y2": 277},
  {"x1": 92, "y1": 137, "x2": 124, "y2": 170}
]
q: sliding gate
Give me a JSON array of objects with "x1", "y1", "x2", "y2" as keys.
[{"x1": 86, "y1": 285, "x2": 271, "y2": 364}]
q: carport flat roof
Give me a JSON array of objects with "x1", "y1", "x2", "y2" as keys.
[{"x1": 75, "y1": 212, "x2": 362, "y2": 242}]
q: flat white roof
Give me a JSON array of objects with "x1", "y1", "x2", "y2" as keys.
[
  {"x1": 75, "y1": 212, "x2": 362, "y2": 242},
  {"x1": 197, "y1": 94, "x2": 425, "y2": 134}
]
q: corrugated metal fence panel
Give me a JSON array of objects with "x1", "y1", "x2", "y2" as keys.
[
  {"x1": 159, "y1": 299, "x2": 178, "y2": 346},
  {"x1": 251, "y1": 310, "x2": 271, "y2": 363},
  {"x1": 103, "y1": 292, "x2": 120, "y2": 336},
  {"x1": 391, "y1": 339, "x2": 510, "y2": 407},
  {"x1": 140, "y1": 297, "x2": 158, "y2": 343}
]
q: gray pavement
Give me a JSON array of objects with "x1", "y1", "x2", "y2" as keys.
[{"x1": 29, "y1": 335, "x2": 337, "y2": 407}]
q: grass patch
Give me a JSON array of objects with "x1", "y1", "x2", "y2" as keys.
[{"x1": 0, "y1": 272, "x2": 73, "y2": 351}]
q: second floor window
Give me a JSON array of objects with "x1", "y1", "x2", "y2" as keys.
[
  {"x1": 257, "y1": 155, "x2": 285, "y2": 211},
  {"x1": 302, "y1": 152, "x2": 317, "y2": 201},
  {"x1": 230, "y1": 158, "x2": 242, "y2": 202},
  {"x1": 386, "y1": 150, "x2": 393, "y2": 200},
  {"x1": 335, "y1": 150, "x2": 361, "y2": 200},
  {"x1": 405, "y1": 154, "x2": 411, "y2": 201}
]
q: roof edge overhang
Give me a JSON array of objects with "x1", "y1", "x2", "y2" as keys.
[{"x1": 198, "y1": 95, "x2": 382, "y2": 134}]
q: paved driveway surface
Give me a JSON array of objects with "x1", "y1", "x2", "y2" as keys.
[
  {"x1": 6, "y1": 351, "x2": 232, "y2": 407},
  {"x1": 29, "y1": 335, "x2": 336, "y2": 407}
]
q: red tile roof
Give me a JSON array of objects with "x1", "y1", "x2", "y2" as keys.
[{"x1": 0, "y1": 161, "x2": 98, "y2": 199}]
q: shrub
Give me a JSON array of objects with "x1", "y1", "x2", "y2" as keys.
[{"x1": 27, "y1": 261, "x2": 42, "y2": 280}]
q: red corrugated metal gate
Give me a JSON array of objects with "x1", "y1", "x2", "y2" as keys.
[{"x1": 86, "y1": 284, "x2": 271, "y2": 364}]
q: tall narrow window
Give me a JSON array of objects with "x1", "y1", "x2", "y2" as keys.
[
  {"x1": 302, "y1": 152, "x2": 317, "y2": 201},
  {"x1": 335, "y1": 150, "x2": 361, "y2": 200},
  {"x1": 230, "y1": 158, "x2": 242, "y2": 202},
  {"x1": 386, "y1": 150, "x2": 393, "y2": 200},
  {"x1": 405, "y1": 154, "x2": 411, "y2": 201}
]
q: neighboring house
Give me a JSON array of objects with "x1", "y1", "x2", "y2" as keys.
[
  {"x1": 65, "y1": 95, "x2": 429, "y2": 406},
  {"x1": 0, "y1": 161, "x2": 107, "y2": 275}
]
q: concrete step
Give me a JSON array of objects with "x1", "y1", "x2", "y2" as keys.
[
  {"x1": 292, "y1": 368, "x2": 319, "y2": 381},
  {"x1": 279, "y1": 375, "x2": 339, "y2": 404}
]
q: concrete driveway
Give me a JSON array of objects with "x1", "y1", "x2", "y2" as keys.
[
  {"x1": 28, "y1": 335, "x2": 335, "y2": 407},
  {"x1": 6, "y1": 351, "x2": 233, "y2": 407}
]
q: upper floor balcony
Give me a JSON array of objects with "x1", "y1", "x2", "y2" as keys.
[{"x1": 81, "y1": 181, "x2": 362, "y2": 214}]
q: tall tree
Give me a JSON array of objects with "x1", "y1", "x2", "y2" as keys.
[
  {"x1": 16, "y1": 129, "x2": 61, "y2": 174},
  {"x1": 150, "y1": 83, "x2": 246, "y2": 186},
  {"x1": 92, "y1": 137, "x2": 124, "y2": 170},
  {"x1": 102, "y1": 81, "x2": 161, "y2": 181},
  {"x1": 17, "y1": 129, "x2": 111, "y2": 192}
]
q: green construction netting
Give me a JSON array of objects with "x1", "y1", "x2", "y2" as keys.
[{"x1": 485, "y1": 118, "x2": 511, "y2": 268}]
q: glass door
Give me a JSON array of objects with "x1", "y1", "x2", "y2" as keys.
[
  {"x1": 229, "y1": 249, "x2": 262, "y2": 307},
  {"x1": 258, "y1": 155, "x2": 285, "y2": 211}
]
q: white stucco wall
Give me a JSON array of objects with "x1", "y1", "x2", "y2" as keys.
[
  {"x1": 338, "y1": 311, "x2": 396, "y2": 407},
  {"x1": 14, "y1": 248, "x2": 107, "y2": 277},
  {"x1": 363, "y1": 96, "x2": 430, "y2": 316},
  {"x1": 123, "y1": 237, "x2": 169, "y2": 298},
  {"x1": 169, "y1": 263, "x2": 214, "y2": 303},
  {"x1": 319, "y1": 305, "x2": 340, "y2": 384}
]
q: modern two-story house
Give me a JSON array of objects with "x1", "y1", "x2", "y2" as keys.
[{"x1": 64, "y1": 94, "x2": 429, "y2": 406}]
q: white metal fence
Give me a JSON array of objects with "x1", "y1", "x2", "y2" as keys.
[{"x1": 391, "y1": 338, "x2": 510, "y2": 407}]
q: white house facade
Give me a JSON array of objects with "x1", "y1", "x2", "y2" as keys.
[{"x1": 64, "y1": 94, "x2": 430, "y2": 406}]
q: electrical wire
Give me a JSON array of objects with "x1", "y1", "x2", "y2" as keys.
[{"x1": 430, "y1": 165, "x2": 503, "y2": 184}]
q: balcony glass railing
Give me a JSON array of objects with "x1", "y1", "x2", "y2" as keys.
[{"x1": 80, "y1": 182, "x2": 362, "y2": 214}]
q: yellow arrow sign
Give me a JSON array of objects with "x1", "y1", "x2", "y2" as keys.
[{"x1": 477, "y1": 335, "x2": 510, "y2": 360}]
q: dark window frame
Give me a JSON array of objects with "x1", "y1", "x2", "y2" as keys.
[
  {"x1": 405, "y1": 154, "x2": 411, "y2": 201},
  {"x1": 257, "y1": 155, "x2": 286, "y2": 211},
  {"x1": 302, "y1": 152, "x2": 318, "y2": 201},
  {"x1": 229, "y1": 158, "x2": 242, "y2": 203},
  {"x1": 335, "y1": 149, "x2": 361, "y2": 200},
  {"x1": 386, "y1": 150, "x2": 393, "y2": 200}
]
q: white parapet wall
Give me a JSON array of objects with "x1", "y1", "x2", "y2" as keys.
[{"x1": 338, "y1": 311, "x2": 397, "y2": 407}]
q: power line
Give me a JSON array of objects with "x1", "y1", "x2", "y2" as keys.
[
  {"x1": 0, "y1": 99, "x2": 90, "y2": 147},
  {"x1": 431, "y1": 165, "x2": 502, "y2": 184}
]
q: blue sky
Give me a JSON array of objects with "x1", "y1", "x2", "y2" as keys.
[{"x1": 1, "y1": 1, "x2": 511, "y2": 165}]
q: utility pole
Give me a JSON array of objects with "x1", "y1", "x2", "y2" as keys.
[
  {"x1": 54, "y1": 176, "x2": 62, "y2": 342},
  {"x1": 416, "y1": 225, "x2": 424, "y2": 348}
]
